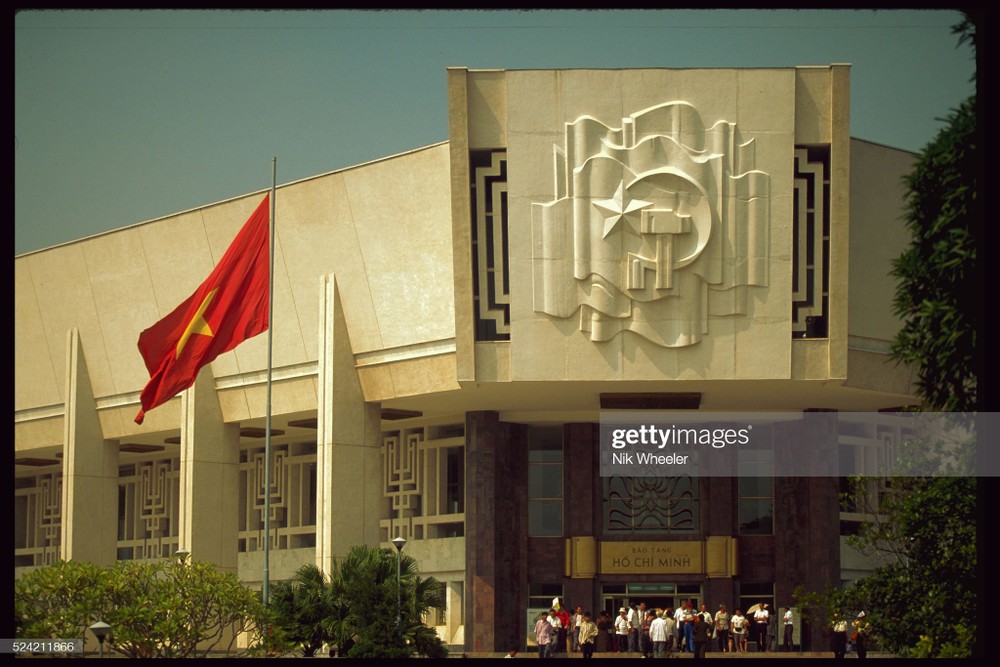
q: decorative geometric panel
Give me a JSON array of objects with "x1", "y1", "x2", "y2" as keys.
[
  {"x1": 604, "y1": 475, "x2": 699, "y2": 533},
  {"x1": 118, "y1": 457, "x2": 180, "y2": 560},
  {"x1": 792, "y1": 147, "x2": 830, "y2": 338},
  {"x1": 14, "y1": 472, "x2": 62, "y2": 567},
  {"x1": 381, "y1": 420, "x2": 465, "y2": 543},
  {"x1": 384, "y1": 430, "x2": 424, "y2": 514},
  {"x1": 239, "y1": 442, "x2": 316, "y2": 552},
  {"x1": 532, "y1": 102, "x2": 770, "y2": 347},
  {"x1": 471, "y1": 150, "x2": 510, "y2": 341}
]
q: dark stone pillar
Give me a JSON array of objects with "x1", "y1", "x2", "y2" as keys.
[
  {"x1": 738, "y1": 535, "x2": 776, "y2": 583},
  {"x1": 565, "y1": 423, "x2": 598, "y2": 612},
  {"x1": 465, "y1": 412, "x2": 528, "y2": 652},
  {"x1": 704, "y1": 477, "x2": 737, "y2": 610},
  {"x1": 705, "y1": 578, "x2": 737, "y2": 617},
  {"x1": 564, "y1": 423, "x2": 597, "y2": 536},
  {"x1": 773, "y1": 411, "x2": 840, "y2": 651},
  {"x1": 704, "y1": 477, "x2": 735, "y2": 535}
]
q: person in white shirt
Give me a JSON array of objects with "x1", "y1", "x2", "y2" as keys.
[
  {"x1": 682, "y1": 602, "x2": 697, "y2": 653},
  {"x1": 628, "y1": 604, "x2": 642, "y2": 652},
  {"x1": 698, "y1": 603, "x2": 714, "y2": 648},
  {"x1": 782, "y1": 607, "x2": 794, "y2": 651},
  {"x1": 831, "y1": 612, "x2": 848, "y2": 659},
  {"x1": 614, "y1": 607, "x2": 630, "y2": 653},
  {"x1": 649, "y1": 609, "x2": 669, "y2": 658},
  {"x1": 547, "y1": 606, "x2": 563, "y2": 647},
  {"x1": 673, "y1": 604, "x2": 687, "y2": 651},
  {"x1": 730, "y1": 609, "x2": 747, "y2": 653},
  {"x1": 753, "y1": 603, "x2": 770, "y2": 652}
]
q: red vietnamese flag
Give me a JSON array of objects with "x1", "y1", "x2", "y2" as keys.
[{"x1": 134, "y1": 195, "x2": 270, "y2": 424}]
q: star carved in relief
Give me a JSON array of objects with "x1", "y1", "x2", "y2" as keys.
[{"x1": 593, "y1": 182, "x2": 652, "y2": 238}]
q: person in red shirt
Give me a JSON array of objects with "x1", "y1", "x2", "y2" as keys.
[{"x1": 553, "y1": 598, "x2": 571, "y2": 653}]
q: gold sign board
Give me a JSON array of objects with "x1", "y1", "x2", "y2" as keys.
[{"x1": 600, "y1": 541, "x2": 703, "y2": 574}]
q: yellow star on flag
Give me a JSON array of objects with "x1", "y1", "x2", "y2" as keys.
[{"x1": 175, "y1": 288, "x2": 217, "y2": 358}]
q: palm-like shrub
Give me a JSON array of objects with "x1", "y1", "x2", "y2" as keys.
[
  {"x1": 267, "y1": 544, "x2": 448, "y2": 658},
  {"x1": 269, "y1": 564, "x2": 335, "y2": 656}
]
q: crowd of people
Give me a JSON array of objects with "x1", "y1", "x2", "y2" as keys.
[
  {"x1": 532, "y1": 598, "x2": 802, "y2": 659},
  {"x1": 532, "y1": 597, "x2": 871, "y2": 658},
  {"x1": 831, "y1": 610, "x2": 870, "y2": 659}
]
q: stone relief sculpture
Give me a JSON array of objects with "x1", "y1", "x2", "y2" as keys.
[{"x1": 532, "y1": 102, "x2": 770, "y2": 347}]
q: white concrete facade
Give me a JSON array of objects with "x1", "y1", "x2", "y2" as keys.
[{"x1": 15, "y1": 66, "x2": 917, "y2": 650}]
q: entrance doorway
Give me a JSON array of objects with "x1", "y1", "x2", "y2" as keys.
[{"x1": 600, "y1": 582, "x2": 703, "y2": 616}]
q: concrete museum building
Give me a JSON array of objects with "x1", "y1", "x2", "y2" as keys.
[{"x1": 15, "y1": 66, "x2": 918, "y2": 652}]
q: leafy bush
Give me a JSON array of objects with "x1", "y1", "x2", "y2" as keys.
[{"x1": 15, "y1": 555, "x2": 268, "y2": 657}]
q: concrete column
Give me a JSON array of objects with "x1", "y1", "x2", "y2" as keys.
[
  {"x1": 61, "y1": 328, "x2": 118, "y2": 565},
  {"x1": 829, "y1": 63, "x2": 851, "y2": 380},
  {"x1": 178, "y1": 365, "x2": 239, "y2": 572},
  {"x1": 315, "y1": 275, "x2": 382, "y2": 575},
  {"x1": 446, "y1": 67, "x2": 476, "y2": 384},
  {"x1": 446, "y1": 580, "x2": 465, "y2": 645}
]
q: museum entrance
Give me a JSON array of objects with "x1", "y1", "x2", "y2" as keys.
[{"x1": 600, "y1": 582, "x2": 703, "y2": 617}]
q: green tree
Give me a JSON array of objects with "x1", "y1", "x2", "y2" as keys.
[
  {"x1": 829, "y1": 16, "x2": 979, "y2": 657},
  {"x1": 264, "y1": 545, "x2": 448, "y2": 658},
  {"x1": 15, "y1": 555, "x2": 269, "y2": 657},
  {"x1": 106, "y1": 554, "x2": 267, "y2": 658},
  {"x1": 14, "y1": 559, "x2": 108, "y2": 645},
  {"x1": 837, "y1": 474, "x2": 976, "y2": 657},
  {"x1": 332, "y1": 544, "x2": 447, "y2": 659},
  {"x1": 798, "y1": 16, "x2": 980, "y2": 659},
  {"x1": 890, "y1": 18, "x2": 977, "y2": 413}
]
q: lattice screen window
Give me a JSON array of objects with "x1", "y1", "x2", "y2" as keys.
[
  {"x1": 470, "y1": 149, "x2": 510, "y2": 341},
  {"x1": 381, "y1": 421, "x2": 465, "y2": 542},
  {"x1": 792, "y1": 146, "x2": 830, "y2": 338},
  {"x1": 837, "y1": 415, "x2": 909, "y2": 480},
  {"x1": 603, "y1": 476, "x2": 700, "y2": 533},
  {"x1": 14, "y1": 472, "x2": 62, "y2": 567},
  {"x1": 239, "y1": 442, "x2": 317, "y2": 552},
  {"x1": 838, "y1": 415, "x2": 910, "y2": 522},
  {"x1": 117, "y1": 457, "x2": 180, "y2": 560}
]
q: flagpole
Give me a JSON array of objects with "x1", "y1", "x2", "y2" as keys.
[{"x1": 263, "y1": 158, "x2": 276, "y2": 606}]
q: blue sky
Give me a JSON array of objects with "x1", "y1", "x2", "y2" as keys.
[{"x1": 14, "y1": 9, "x2": 974, "y2": 255}]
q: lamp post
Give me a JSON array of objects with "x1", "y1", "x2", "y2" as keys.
[
  {"x1": 89, "y1": 621, "x2": 111, "y2": 659},
  {"x1": 391, "y1": 536, "x2": 407, "y2": 628}
]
